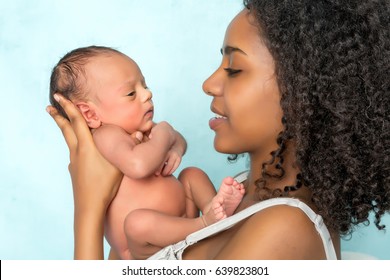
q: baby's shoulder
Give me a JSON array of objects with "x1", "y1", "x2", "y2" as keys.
[
  {"x1": 92, "y1": 125, "x2": 136, "y2": 149},
  {"x1": 93, "y1": 124, "x2": 129, "y2": 141},
  {"x1": 93, "y1": 124, "x2": 124, "y2": 136}
]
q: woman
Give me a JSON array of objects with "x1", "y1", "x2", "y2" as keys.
[{"x1": 47, "y1": 0, "x2": 390, "y2": 259}]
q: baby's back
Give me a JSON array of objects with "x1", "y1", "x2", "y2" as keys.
[{"x1": 105, "y1": 174, "x2": 186, "y2": 259}]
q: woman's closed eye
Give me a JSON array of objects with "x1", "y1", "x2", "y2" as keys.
[{"x1": 223, "y1": 67, "x2": 242, "y2": 76}]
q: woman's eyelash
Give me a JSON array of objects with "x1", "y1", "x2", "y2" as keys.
[{"x1": 223, "y1": 68, "x2": 242, "y2": 76}]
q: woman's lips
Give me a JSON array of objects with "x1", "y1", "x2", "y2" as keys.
[{"x1": 209, "y1": 114, "x2": 227, "y2": 130}]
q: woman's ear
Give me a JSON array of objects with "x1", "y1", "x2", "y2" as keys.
[{"x1": 75, "y1": 102, "x2": 102, "y2": 129}]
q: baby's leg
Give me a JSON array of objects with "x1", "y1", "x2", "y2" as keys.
[
  {"x1": 178, "y1": 167, "x2": 217, "y2": 218},
  {"x1": 201, "y1": 176, "x2": 245, "y2": 226},
  {"x1": 179, "y1": 167, "x2": 245, "y2": 225},
  {"x1": 124, "y1": 208, "x2": 208, "y2": 259},
  {"x1": 123, "y1": 174, "x2": 244, "y2": 259}
]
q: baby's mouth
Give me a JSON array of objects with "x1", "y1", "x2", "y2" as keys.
[{"x1": 145, "y1": 108, "x2": 154, "y2": 117}]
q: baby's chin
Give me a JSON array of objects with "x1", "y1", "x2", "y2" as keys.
[
  {"x1": 131, "y1": 122, "x2": 154, "y2": 136},
  {"x1": 143, "y1": 122, "x2": 154, "y2": 133}
]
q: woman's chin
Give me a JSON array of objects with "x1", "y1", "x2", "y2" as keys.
[{"x1": 213, "y1": 141, "x2": 238, "y2": 155}]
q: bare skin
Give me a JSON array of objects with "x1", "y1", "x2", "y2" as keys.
[
  {"x1": 105, "y1": 165, "x2": 244, "y2": 259},
  {"x1": 204, "y1": 176, "x2": 246, "y2": 221},
  {"x1": 46, "y1": 8, "x2": 341, "y2": 260},
  {"x1": 181, "y1": 9, "x2": 341, "y2": 259},
  {"x1": 52, "y1": 51, "x2": 245, "y2": 260},
  {"x1": 121, "y1": 175, "x2": 245, "y2": 259}
]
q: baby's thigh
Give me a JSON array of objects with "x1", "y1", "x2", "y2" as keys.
[{"x1": 124, "y1": 209, "x2": 155, "y2": 240}]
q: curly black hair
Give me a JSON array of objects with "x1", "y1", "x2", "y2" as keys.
[{"x1": 244, "y1": 0, "x2": 390, "y2": 235}]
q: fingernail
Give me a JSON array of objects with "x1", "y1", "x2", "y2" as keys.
[
  {"x1": 46, "y1": 106, "x2": 51, "y2": 114},
  {"x1": 54, "y1": 94, "x2": 61, "y2": 102},
  {"x1": 136, "y1": 132, "x2": 143, "y2": 141}
]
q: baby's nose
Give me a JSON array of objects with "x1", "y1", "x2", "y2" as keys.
[{"x1": 141, "y1": 88, "x2": 152, "y2": 102}]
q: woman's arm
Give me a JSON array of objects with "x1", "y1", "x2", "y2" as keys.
[{"x1": 47, "y1": 94, "x2": 123, "y2": 259}]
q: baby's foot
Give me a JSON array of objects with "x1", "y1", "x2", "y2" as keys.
[
  {"x1": 216, "y1": 176, "x2": 245, "y2": 216},
  {"x1": 202, "y1": 177, "x2": 245, "y2": 226}
]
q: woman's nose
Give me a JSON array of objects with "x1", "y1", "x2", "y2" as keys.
[{"x1": 202, "y1": 68, "x2": 223, "y2": 97}]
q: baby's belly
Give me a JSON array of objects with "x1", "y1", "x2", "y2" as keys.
[
  {"x1": 105, "y1": 175, "x2": 187, "y2": 257},
  {"x1": 113, "y1": 175, "x2": 186, "y2": 213}
]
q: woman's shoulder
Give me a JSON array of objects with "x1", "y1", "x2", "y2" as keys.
[
  {"x1": 217, "y1": 199, "x2": 327, "y2": 259},
  {"x1": 245, "y1": 201, "x2": 320, "y2": 232}
]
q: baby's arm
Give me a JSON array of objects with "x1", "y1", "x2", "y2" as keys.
[
  {"x1": 156, "y1": 126, "x2": 187, "y2": 176},
  {"x1": 171, "y1": 128, "x2": 187, "y2": 156},
  {"x1": 93, "y1": 123, "x2": 176, "y2": 179}
]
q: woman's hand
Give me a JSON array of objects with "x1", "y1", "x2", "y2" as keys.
[
  {"x1": 48, "y1": 94, "x2": 122, "y2": 215},
  {"x1": 46, "y1": 94, "x2": 123, "y2": 259}
]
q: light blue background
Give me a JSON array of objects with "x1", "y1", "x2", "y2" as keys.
[{"x1": 0, "y1": 0, "x2": 388, "y2": 260}]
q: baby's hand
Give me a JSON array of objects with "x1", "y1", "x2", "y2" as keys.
[
  {"x1": 151, "y1": 121, "x2": 184, "y2": 176},
  {"x1": 156, "y1": 149, "x2": 182, "y2": 176},
  {"x1": 130, "y1": 131, "x2": 144, "y2": 144},
  {"x1": 149, "y1": 121, "x2": 175, "y2": 143}
]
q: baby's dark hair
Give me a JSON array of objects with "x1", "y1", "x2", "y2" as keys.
[
  {"x1": 244, "y1": 0, "x2": 390, "y2": 235},
  {"x1": 49, "y1": 45, "x2": 122, "y2": 120}
]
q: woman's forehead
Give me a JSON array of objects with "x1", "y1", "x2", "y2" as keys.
[
  {"x1": 222, "y1": 9, "x2": 267, "y2": 60},
  {"x1": 223, "y1": 10, "x2": 262, "y2": 50}
]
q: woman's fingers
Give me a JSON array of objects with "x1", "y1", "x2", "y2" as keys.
[
  {"x1": 46, "y1": 105, "x2": 77, "y2": 152},
  {"x1": 53, "y1": 94, "x2": 93, "y2": 147}
]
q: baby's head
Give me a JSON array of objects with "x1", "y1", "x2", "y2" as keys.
[{"x1": 49, "y1": 46, "x2": 154, "y2": 133}]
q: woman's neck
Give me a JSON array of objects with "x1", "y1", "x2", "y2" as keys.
[{"x1": 244, "y1": 141, "x2": 301, "y2": 201}]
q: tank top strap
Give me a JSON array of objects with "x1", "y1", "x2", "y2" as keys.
[{"x1": 185, "y1": 197, "x2": 337, "y2": 260}]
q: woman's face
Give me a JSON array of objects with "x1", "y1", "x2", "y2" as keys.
[{"x1": 203, "y1": 9, "x2": 283, "y2": 157}]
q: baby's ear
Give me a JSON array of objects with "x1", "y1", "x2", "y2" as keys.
[{"x1": 75, "y1": 102, "x2": 102, "y2": 129}]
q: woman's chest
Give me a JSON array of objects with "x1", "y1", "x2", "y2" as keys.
[
  {"x1": 182, "y1": 220, "x2": 245, "y2": 259},
  {"x1": 181, "y1": 197, "x2": 255, "y2": 259}
]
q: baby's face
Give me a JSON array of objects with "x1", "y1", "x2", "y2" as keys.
[{"x1": 85, "y1": 53, "x2": 154, "y2": 134}]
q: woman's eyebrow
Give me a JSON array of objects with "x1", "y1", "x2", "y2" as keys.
[{"x1": 220, "y1": 46, "x2": 247, "y2": 55}]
